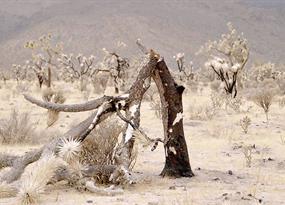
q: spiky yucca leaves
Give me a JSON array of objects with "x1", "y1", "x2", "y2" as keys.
[
  {"x1": 0, "y1": 182, "x2": 18, "y2": 198},
  {"x1": 57, "y1": 137, "x2": 81, "y2": 163},
  {"x1": 17, "y1": 154, "x2": 63, "y2": 205},
  {"x1": 57, "y1": 137, "x2": 85, "y2": 185}
]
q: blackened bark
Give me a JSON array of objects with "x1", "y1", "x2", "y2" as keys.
[
  {"x1": 47, "y1": 67, "x2": 52, "y2": 88},
  {"x1": 152, "y1": 59, "x2": 194, "y2": 178}
]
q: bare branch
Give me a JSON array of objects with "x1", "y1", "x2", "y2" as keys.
[{"x1": 24, "y1": 94, "x2": 113, "y2": 112}]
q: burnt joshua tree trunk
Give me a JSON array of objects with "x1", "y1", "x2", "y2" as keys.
[
  {"x1": 47, "y1": 67, "x2": 52, "y2": 88},
  {"x1": 152, "y1": 59, "x2": 194, "y2": 177},
  {"x1": 1, "y1": 49, "x2": 193, "y2": 185}
]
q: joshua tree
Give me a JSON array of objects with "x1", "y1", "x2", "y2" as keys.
[
  {"x1": 100, "y1": 47, "x2": 130, "y2": 94},
  {"x1": 0, "y1": 43, "x2": 193, "y2": 199},
  {"x1": 58, "y1": 53, "x2": 96, "y2": 91},
  {"x1": 198, "y1": 22, "x2": 249, "y2": 98},
  {"x1": 173, "y1": 52, "x2": 195, "y2": 82},
  {"x1": 24, "y1": 34, "x2": 63, "y2": 88}
]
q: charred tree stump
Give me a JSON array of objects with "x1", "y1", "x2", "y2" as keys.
[{"x1": 152, "y1": 59, "x2": 194, "y2": 177}]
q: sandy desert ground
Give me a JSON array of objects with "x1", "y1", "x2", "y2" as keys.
[{"x1": 0, "y1": 80, "x2": 285, "y2": 205}]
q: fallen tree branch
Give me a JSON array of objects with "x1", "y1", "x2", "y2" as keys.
[{"x1": 24, "y1": 94, "x2": 113, "y2": 112}]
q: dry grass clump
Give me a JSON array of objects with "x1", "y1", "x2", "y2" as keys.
[
  {"x1": 0, "y1": 109, "x2": 36, "y2": 144},
  {"x1": 225, "y1": 96, "x2": 243, "y2": 113},
  {"x1": 79, "y1": 120, "x2": 122, "y2": 166},
  {"x1": 278, "y1": 96, "x2": 285, "y2": 108},
  {"x1": 240, "y1": 116, "x2": 251, "y2": 134},
  {"x1": 150, "y1": 98, "x2": 162, "y2": 118},
  {"x1": 210, "y1": 92, "x2": 224, "y2": 110},
  {"x1": 78, "y1": 117, "x2": 124, "y2": 174},
  {"x1": 92, "y1": 73, "x2": 109, "y2": 94},
  {"x1": 42, "y1": 88, "x2": 66, "y2": 127},
  {"x1": 188, "y1": 103, "x2": 217, "y2": 121},
  {"x1": 242, "y1": 145, "x2": 254, "y2": 167},
  {"x1": 78, "y1": 117, "x2": 138, "y2": 184}
]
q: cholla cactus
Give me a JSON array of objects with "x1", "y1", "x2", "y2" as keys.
[
  {"x1": 198, "y1": 22, "x2": 249, "y2": 98},
  {"x1": 58, "y1": 53, "x2": 96, "y2": 91}
]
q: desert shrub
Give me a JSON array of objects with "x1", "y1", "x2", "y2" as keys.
[
  {"x1": 78, "y1": 117, "x2": 138, "y2": 183},
  {"x1": 280, "y1": 136, "x2": 285, "y2": 145},
  {"x1": 81, "y1": 89, "x2": 91, "y2": 101},
  {"x1": 42, "y1": 88, "x2": 66, "y2": 127},
  {"x1": 240, "y1": 116, "x2": 251, "y2": 134},
  {"x1": 242, "y1": 145, "x2": 253, "y2": 167},
  {"x1": 188, "y1": 104, "x2": 217, "y2": 121},
  {"x1": 210, "y1": 80, "x2": 222, "y2": 93},
  {"x1": 0, "y1": 110, "x2": 36, "y2": 144},
  {"x1": 143, "y1": 85, "x2": 158, "y2": 102},
  {"x1": 210, "y1": 92, "x2": 224, "y2": 110},
  {"x1": 225, "y1": 95, "x2": 243, "y2": 113},
  {"x1": 15, "y1": 82, "x2": 30, "y2": 94},
  {"x1": 278, "y1": 96, "x2": 285, "y2": 108},
  {"x1": 252, "y1": 89, "x2": 275, "y2": 123},
  {"x1": 150, "y1": 98, "x2": 162, "y2": 118},
  {"x1": 91, "y1": 73, "x2": 109, "y2": 94}
]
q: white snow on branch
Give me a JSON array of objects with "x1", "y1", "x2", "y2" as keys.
[
  {"x1": 125, "y1": 125, "x2": 134, "y2": 143},
  {"x1": 173, "y1": 112, "x2": 183, "y2": 126},
  {"x1": 88, "y1": 103, "x2": 107, "y2": 130},
  {"x1": 125, "y1": 104, "x2": 139, "y2": 143},
  {"x1": 169, "y1": 146, "x2": 177, "y2": 155},
  {"x1": 119, "y1": 94, "x2": 129, "y2": 99},
  {"x1": 129, "y1": 104, "x2": 139, "y2": 117}
]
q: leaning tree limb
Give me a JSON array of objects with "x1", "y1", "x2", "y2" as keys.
[
  {"x1": 0, "y1": 50, "x2": 159, "y2": 185},
  {"x1": 24, "y1": 94, "x2": 113, "y2": 112}
]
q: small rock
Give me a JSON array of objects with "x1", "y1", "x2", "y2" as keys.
[
  {"x1": 169, "y1": 186, "x2": 176, "y2": 190},
  {"x1": 148, "y1": 202, "x2": 159, "y2": 205},
  {"x1": 228, "y1": 170, "x2": 233, "y2": 175},
  {"x1": 213, "y1": 177, "x2": 220, "y2": 181},
  {"x1": 116, "y1": 198, "x2": 124, "y2": 202},
  {"x1": 86, "y1": 200, "x2": 93, "y2": 203}
]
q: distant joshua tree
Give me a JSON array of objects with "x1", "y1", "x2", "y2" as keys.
[
  {"x1": 24, "y1": 34, "x2": 63, "y2": 88},
  {"x1": 173, "y1": 53, "x2": 195, "y2": 82},
  {"x1": 58, "y1": 53, "x2": 96, "y2": 91}
]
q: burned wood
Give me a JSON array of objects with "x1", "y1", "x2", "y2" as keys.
[{"x1": 152, "y1": 59, "x2": 194, "y2": 177}]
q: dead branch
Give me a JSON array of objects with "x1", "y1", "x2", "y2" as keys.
[{"x1": 24, "y1": 94, "x2": 113, "y2": 112}]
